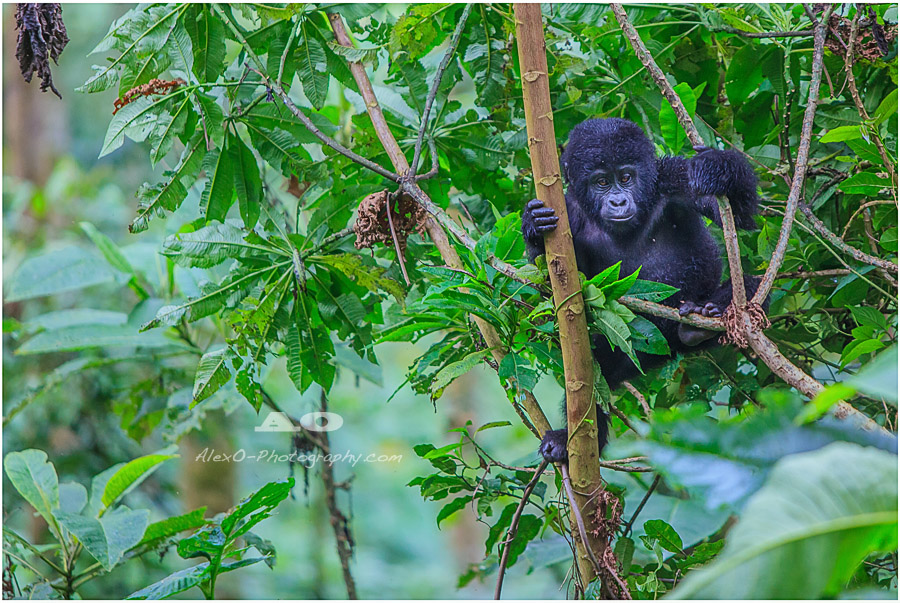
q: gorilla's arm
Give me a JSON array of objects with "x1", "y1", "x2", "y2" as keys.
[{"x1": 658, "y1": 149, "x2": 759, "y2": 230}]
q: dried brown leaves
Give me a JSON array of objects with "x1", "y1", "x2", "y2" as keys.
[
  {"x1": 353, "y1": 190, "x2": 425, "y2": 254},
  {"x1": 113, "y1": 78, "x2": 186, "y2": 115},
  {"x1": 15, "y1": 3, "x2": 69, "y2": 98}
]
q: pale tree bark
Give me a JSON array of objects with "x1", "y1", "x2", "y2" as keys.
[{"x1": 514, "y1": 3, "x2": 608, "y2": 590}]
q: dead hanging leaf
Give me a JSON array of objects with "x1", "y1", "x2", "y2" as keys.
[
  {"x1": 15, "y1": 3, "x2": 69, "y2": 98},
  {"x1": 720, "y1": 302, "x2": 770, "y2": 348},
  {"x1": 113, "y1": 78, "x2": 186, "y2": 114},
  {"x1": 353, "y1": 190, "x2": 425, "y2": 255}
]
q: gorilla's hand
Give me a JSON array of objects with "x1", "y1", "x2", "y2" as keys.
[
  {"x1": 688, "y1": 146, "x2": 759, "y2": 229},
  {"x1": 522, "y1": 199, "x2": 559, "y2": 246},
  {"x1": 678, "y1": 300, "x2": 724, "y2": 318},
  {"x1": 538, "y1": 429, "x2": 569, "y2": 463}
]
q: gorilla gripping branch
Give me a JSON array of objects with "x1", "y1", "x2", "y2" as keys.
[{"x1": 611, "y1": 5, "x2": 889, "y2": 436}]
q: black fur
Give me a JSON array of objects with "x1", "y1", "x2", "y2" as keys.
[{"x1": 522, "y1": 118, "x2": 764, "y2": 463}]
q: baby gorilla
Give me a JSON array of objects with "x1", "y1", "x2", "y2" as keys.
[{"x1": 522, "y1": 118, "x2": 764, "y2": 463}]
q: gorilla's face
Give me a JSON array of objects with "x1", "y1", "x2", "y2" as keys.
[
  {"x1": 587, "y1": 164, "x2": 640, "y2": 226},
  {"x1": 560, "y1": 118, "x2": 658, "y2": 236}
]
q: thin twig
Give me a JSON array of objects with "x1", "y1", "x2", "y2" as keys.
[
  {"x1": 410, "y1": 4, "x2": 473, "y2": 179},
  {"x1": 709, "y1": 25, "x2": 815, "y2": 38},
  {"x1": 622, "y1": 474, "x2": 661, "y2": 536},
  {"x1": 317, "y1": 390, "x2": 358, "y2": 599},
  {"x1": 799, "y1": 203, "x2": 899, "y2": 273},
  {"x1": 842, "y1": 8, "x2": 897, "y2": 196},
  {"x1": 385, "y1": 192, "x2": 411, "y2": 285},
  {"x1": 622, "y1": 381, "x2": 651, "y2": 418},
  {"x1": 495, "y1": 458, "x2": 549, "y2": 599},
  {"x1": 559, "y1": 464, "x2": 603, "y2": 576},
  {"x1": 777, "y1": 268, "x2": 851, "y2": 280},
  {"x1": 753, "y1": 4, "x2": 833, "y2": 304},
  {"x1": 842, "y1": 201, "x2": 896, "y2": 239}
]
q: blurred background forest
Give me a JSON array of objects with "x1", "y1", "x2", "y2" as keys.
[
  {"x1": 2, "y1": 2, "x2": 897, "y2": 600},
  {"x1": 2, "y1": 4, "x2": 555, "y2": 599}
]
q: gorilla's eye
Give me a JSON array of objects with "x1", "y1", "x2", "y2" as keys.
[
  {"x1": 596, "y1": 177, "x2": 609, "y2": 187},
  {"x1": 620, "y1": 173, "x2": 632, "y2": 184}
]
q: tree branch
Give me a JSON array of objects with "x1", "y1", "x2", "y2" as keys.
[
  {"x1": 410, "y1": 4, "x2": 472, "y2": 179},
  {"x1": 326, "y1": 11, "x2": 553, "y2": 436},
  {"x1": 754, "y1": 5, "x2": 832, "y2": 303}
]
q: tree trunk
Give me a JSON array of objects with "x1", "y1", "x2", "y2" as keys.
[{"x1": 513, "y1": 3, "x2": 606, "y2": 588}]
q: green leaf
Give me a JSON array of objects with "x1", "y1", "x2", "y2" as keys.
[
  {"x1": 200, "y1": 149, "x2": 236, "y2": 223},
  {"x1": 601, "y1": 266, "x2": 641, "y2": 301},
  {"x1": 437, "y1": 496, "x2": 472, "y2": 528},
  {"x1": 629, "y1": 315, "x2": 670, "y2": 355},
  {"x1": 54, "y1": 508, "x2": 150, "y2": 571},
  {"x1": 229, "y1": 134, "x2": 262, "y2": 228},
  {"x1": 148, "y1": 96, "x2": 192, "y2": 166},
  {"x1": 848, "y1": 346, "x2": 897, "y2": 404},
  {"x1": 166, "y1": 21, "x2": 194, "y2": 78},
  {"x1": 659, "y1": 82, "x2": 698, "y2": 152},
  {"x1": 127, "y1": 557, "x2": 264, "y2": 599},
  {"x1": 820, "y1": 125, "x2": 865, "y2": 144},
  {"x1": 310, "y1": 254, "x2": 406, "y2": 305},
  {"x1": 287, "y1": 297, "x2": 336, "y2": 393},
  {"x1": 131, "y1": 139, "x2": 203, "y2": 233},
  {"x1": 221, "y1": 478, "x2": 294, "y2": 539},
  {"x1": 642, "y1": 519, "x2": 683, "y2": 553},
  {"x1": 78, "y1": 64, "x2": 120, "y2": 93},
  {"x1": 870, "y1": 89, "x2": 898, "y2": 127},
  {"x1": 669, "y1": 443, "x2": 898, "y2": 599},
  {"x1": 162, "y1": 222, "x2": 273, "y2": 268},
  {"x1": 838, "y1": 172, "x2": 893, "y2": 196},
  {"x1": 625, "y1": 279, "x2": 679, "y2": 302},
  {"x1": 185, "y1": 5, "x2": 227, "y2": 83},
  {"x1": 79, "y1": 222, "x2": 136, "y2": 277},
  {"x1": 595, "y1": 308, "x2": 639, "y2": 370},
  {"x1": 100, "y1": 95, "x2": 181, "y2": 158},
  {"x1": 138, "y1": 507, "x2": 208, "y2": 547},
  {"x1": 5, "y1": 247, "x2": 117, "y2": 302},
  {"x1": 296, "y1": 23, "x2": 329, "y2": 110},
  {"x1": 725, "y1": 44, "x2": 766, "y2": 106},
  {"x1": 102, "y1": 453, "x2": 178, "y2": 510},
  {"x1": 16, "y1": 324, "x2": 174, "y2": 355},
  {"x1": 431, "y1": 350, "x2": 491, "y2": 398},
  {"x1": 192, "y1": 348, "x2": 234, "y2": 404},
  {"x1": 4, "y1": 450, "x2": 59, "y2": 526}
]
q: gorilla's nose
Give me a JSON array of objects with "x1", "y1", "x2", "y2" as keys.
[{"x1": 608, "y1": 194, "x2": 628, "y2": 208}]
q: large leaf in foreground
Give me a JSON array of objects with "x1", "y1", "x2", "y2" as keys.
[
  {"x1": 126, "y1": 557, "x2": 264, "y2": 599},
  {"x1": 54, "y1": 507, "x2": 150, "y2": 571},
  {"x1": 5, "y1": 247, "x2": 118, "y2": 302},
  {"x1": 670, "y1": 443, "x2": 898, "y2": 599},
  {"x1": 4, "y1": 450, "x2": 59, "y2": 525}
]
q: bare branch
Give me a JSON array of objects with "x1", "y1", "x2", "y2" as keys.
[
  {"x1": 495, "y1": 458, "x2": 549, "y2": 600},
  {"x1": 753, "y1": 4, "x2": 832, "y2": 303},
  {"x1": 799, "y1": 203, "x2": 899, "y2": 273},
  {"x1": 410, "y1": 4, "x2": 473, "y2": 178},
  {"x1": 709, "y1": 25, "x2": 815, "y2": 38}
]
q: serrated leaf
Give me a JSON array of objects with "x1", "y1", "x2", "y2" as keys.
[
  {"x1": 229, "y1": 135, "x2": 262, "y2": 228},
  {"x1": 162, "y1": 222, "x2": 276, "y2": 268},
  {"x1": 200, "y1": 149, "x2": 235, "y2": 222},
  {"x1": 296, "y1": 23, "x2": 329, "y2": 109},
  {"x1": 185, "y1": 5, "x2": 226, "y2": 83},
  {"x1": 192, "y1": 347, "x2": 234, "y2": 404},
  {"x1": 138, "y1": 507, "x2": 208, "y2": 547}
]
